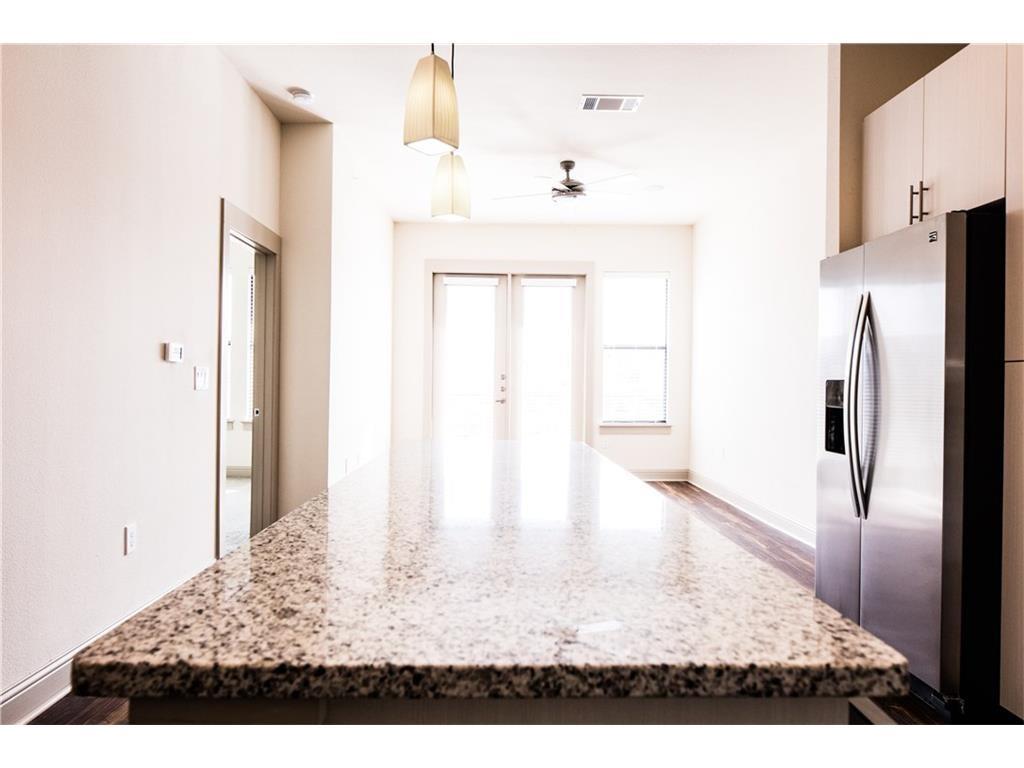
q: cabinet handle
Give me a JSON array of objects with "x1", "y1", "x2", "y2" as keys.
[{"x1": 909, "y1": 181, "x2": 930, "y2": 223}]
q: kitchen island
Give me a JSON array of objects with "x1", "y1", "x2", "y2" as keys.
[{"x1": 73, "y1": 441, "x2": 907, "y2": 724}]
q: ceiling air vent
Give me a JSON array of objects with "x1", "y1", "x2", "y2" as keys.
[{"x1": 579, "y1": 94, "x2": 644, "y2": 112}]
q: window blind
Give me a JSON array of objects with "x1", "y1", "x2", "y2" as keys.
[{"x1": 601, "y1": 273, "x2": 669, "y2": 423}]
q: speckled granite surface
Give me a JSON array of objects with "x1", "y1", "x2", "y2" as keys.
[{"x1": 73, "y1": 441, "x2": 908, "y2": 700}]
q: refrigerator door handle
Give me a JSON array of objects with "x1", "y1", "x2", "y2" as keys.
[
  {"x1": 845, "y1": 292, "x2": 870, "y2": 518},
  {"x1": 860, "y1": 299, "x2": 878, "y2": 518}
]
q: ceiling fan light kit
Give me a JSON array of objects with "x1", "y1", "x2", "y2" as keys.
[
  {"x1": 403, "y1": 49, "x2": 460, "y2": 156},
  {"x1": 492, "y1": 159, "x2": 636, "y2": 203},
  {"x1": 431, "y1": 152, "x2": 471, "y2": 220}
]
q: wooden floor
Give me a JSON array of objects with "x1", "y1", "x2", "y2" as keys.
[
  {"x1": 28, "y1": 693, "x2": 128, "y2": 725},
  {"x1": 29, "y1": 480, "x2": 940, "y2": 725},
  {"x1": 650, "y1": 482, "x2": 942, "y2": 726},
  {"x1": 649, "y1": 481, "x2": 816, "y2": 589}
]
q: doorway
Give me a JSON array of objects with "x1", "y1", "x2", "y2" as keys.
[
  {"x1": 217, "y1": 201, "x2": 281, "y2": 557},
  {"x1": 431, "y1": 273, "x2": 585, "y2": 442}
]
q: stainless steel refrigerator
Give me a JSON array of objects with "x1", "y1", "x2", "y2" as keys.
[{"x1": 816, "y1": 201, "x2": 1005, "y2": 721}]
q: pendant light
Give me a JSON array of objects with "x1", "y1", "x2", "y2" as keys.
[
  {"x1": 403, "y1": 43, "x2": 459, "y2": 155},
  {"x1": 431, "y1": 152, "x2": 470, "y2": 220},
  {"x1": 429, "y1": 45, "x2": 469, "y2": 220}
]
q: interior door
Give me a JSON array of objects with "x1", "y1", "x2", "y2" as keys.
[
  {"x1": 217, "y1": 202, "x2": 280, "y2": 558},
  {"x1": 432, "y1": 274, "x2": 509, "y2": 441}
]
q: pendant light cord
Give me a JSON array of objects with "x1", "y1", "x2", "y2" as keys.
[{"x1": 428, "y1": 42, "x2": 455, "y2": 78}]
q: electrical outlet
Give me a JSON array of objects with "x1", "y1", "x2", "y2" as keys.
[
  {"x1": 193, "y1": 365, "x2": 210, "y2": 391},
  {"x1": 124, "y1": 523, "x2": 137, "y2": 555}
]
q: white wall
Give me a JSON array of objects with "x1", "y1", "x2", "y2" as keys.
[
  {"x1": 327, "y1": 146, "x2": 394, "y2": 484},
  {"x1": 392, "y1": 224, "x2": 692, "y2": 475},
  {"x1": 1, "y1": 46, "x2": 280, "y2": 693},
  {"x1": 688, "y1": 46, "x2": 828, "y2": 542},
  {"x1": 278, "y1": 124, "x2": 333, "y2": 512},
  {"x1": 277, "y1": 124, "x2": 394, "y2": 510}
]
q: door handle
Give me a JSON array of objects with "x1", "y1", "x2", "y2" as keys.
[
  {"x1": 845, "y1": 292, "x2": 871, "y2": 518},
  {"x1": 495, "y1": 399, "x2": 506, "y2": 404},
  {"x1": 909, "y1": 184, "x2": 918, "y2": 224},
  {"x1": 860, "y1": 306, "x2": 878, "y2": 519}
]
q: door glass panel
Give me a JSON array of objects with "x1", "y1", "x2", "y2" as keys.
[
  {"x1": 520, "y1": 280, "x2": 574, "y2": 440},
  {"x1": 439, "y1": 279, "x2": 498, "y2": 442},
  {"x1": 220, "y1": 235, "x2": 257, "y2": 556}
]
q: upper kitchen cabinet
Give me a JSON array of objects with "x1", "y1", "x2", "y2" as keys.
[
  {"x1": 862, "y1": 44, "x2": 1007, "y2": 243},
  {"x1": 922, "y1": 44, "x2": 1007, "y2": 221},
  {"x1": 1007, "y1": 44, "x2": 1023, "y2": 362},
  {"x1": 863, "y1": 80, "x2": 924, "y2": 242}
]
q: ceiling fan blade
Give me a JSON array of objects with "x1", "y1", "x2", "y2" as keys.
[
  {"x1": 585, "y1": 172, "x2": 637, "y2": 187},
  {"x1": 585, "y1": 189, "x2": 629, "y2": 198},
  {"x1": 492, "y1": 192, "x2": 553, "y2": 201}
]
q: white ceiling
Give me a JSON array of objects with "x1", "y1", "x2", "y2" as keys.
[{"x1": 223, "y1": 45, "x2": 827, "y2": 225}]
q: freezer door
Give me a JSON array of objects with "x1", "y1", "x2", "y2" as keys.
[
  {"x1": 860, "y1": 214, "x2": 963, "y2": 693},
  {"x1": 815, "y1": 247, "x2": 864, "y2": 622}
]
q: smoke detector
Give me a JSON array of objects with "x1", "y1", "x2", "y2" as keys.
[
  {"x1": 287, "y1": 87, "x2": 314, "y2": 106},
  {"x1": 579, "y1": 94, "x2": 643, "y2": 112}
]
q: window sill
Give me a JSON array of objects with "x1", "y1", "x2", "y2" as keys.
[{"x1": 599, "y1": 422, "x2": 672, "y2": 434}]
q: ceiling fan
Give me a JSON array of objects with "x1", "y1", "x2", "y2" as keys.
[{"x1": 493, "y1": 160, "x2": 634, "y2": 202}]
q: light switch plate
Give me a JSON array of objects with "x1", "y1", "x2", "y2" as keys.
[
  {"x1": 163, "y1": 342, "x2": 184, "y2": 363},
  {"x1": 124, "y1": 523, "x2": 137, "y2": 555},
  {"x1": 194, "y1": 365, "x2": 210, "y2": 391}
]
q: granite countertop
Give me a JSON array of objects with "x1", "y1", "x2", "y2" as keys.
[{"x1": 73, "y1": 441, "x2": 908, "y2": 700}]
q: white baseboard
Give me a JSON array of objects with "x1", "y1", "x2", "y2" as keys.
[
  {"x1": 0, "y1": 657, "x2": 73, "y2": 725},
  {"x1": 631, "y1": 468, "x2": 689, "y2": 482},
  {"x1": 0, "y1": 565, "x2": 210, "y2": 724},
  {"x1": 684, "y1": 470, "x2": 816, "y2": 548}
]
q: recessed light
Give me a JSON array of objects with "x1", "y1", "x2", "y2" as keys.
[{"x1": 287, "y1": 87, "x2": 314, "y2": 106}]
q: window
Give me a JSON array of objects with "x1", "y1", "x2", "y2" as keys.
[{"x1": 601, "y1": 273, "x2": 668, "y2": 424}]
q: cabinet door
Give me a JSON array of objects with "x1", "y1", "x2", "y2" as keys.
[
  {"x1": 1007, "y1": 44, "x2": 1023, "y2": 361},
  {"x1": 863, "y1": 80, "x2": 924, "y2": 242},
  {"x1": 922, "y1": 44, "x2": 1006, "y2": 219},
  {"x1": 1002, "y1": 363, "x2": 1024, "y2": 719}
]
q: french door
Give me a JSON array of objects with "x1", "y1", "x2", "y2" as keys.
[{"x1": 432, "y1": 273, "x2": 585, "y2": 442}]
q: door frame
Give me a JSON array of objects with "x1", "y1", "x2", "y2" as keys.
[
  {"x1": 216, "y1": 200, "x2": 282, "y2": 558},
  {"x1": 423, "y1": 259, "x2": 594, "y2": 443}
]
